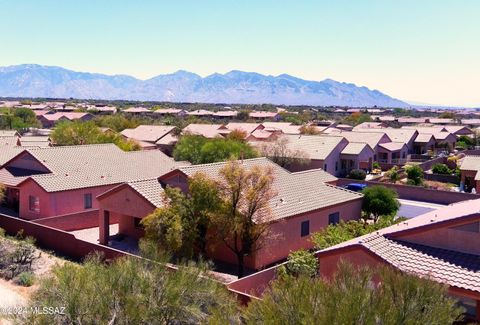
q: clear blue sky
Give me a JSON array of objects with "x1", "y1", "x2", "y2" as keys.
[{"x1": 1, "y1": 0, "x2": 479, "y2": 106}]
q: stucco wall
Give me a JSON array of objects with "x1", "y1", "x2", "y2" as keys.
[
  {"x1": 208, "y1": 198, "x2": 363, "y2": 270},
  {"x1": 19, "y1": 180, "x2": 116, "y2": 220}
]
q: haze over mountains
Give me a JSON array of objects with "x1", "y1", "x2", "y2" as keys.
[{"x1": 0, "y1": 64, "x2": 409, "y2": 107}]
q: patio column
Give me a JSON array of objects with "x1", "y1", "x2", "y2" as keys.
[{"x1": 99, "y1": 209, "x2": 110, "y2": 245}]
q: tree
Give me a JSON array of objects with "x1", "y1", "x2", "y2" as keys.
[
  {"x1": 385, "y1": 165, "x2": 400, "y2": 183},
  {"x1": 277, "y1": 249, "x2": 318, "y2": 278},
  {"x1": 94, "y1": 114, "x2": 140, "y2": 132},
  {"x1": 142, "y1": 172, "x2": 220, "y2": 259},
  {"x1": 18, "y1": 247, "x2": 238, "y2": 324},
  {"x1": 311, "y1": 217, "x2": 405, "y2": 250},
  {"x1": 0, "y1": 183, "x2": 5, "y2": 204},
  {"x1": 361, "y1": 186, "x2": 400, "y2": 223},
  {"x1": 405, "y1": 165, "x2": 424, "y2": 186},
  {"x1": 173, "y1": 134, "x2": 258, "y2": 164},
  {"x1": 259, "y1": 137, "x2": 310, "y2": 169},
  {"x1": 51, "y1": 120, "x2": 140, "y2": 151},
  {"x1": 211, "y1": 161, "x2": 277, "y2": 277},
  {"x1": 242, "y1": 262, "x2": 464, "y2": 324}
]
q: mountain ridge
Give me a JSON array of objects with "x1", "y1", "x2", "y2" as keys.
[{"x1": 0, "y1": 64, "x2": 409, "y2": 107}]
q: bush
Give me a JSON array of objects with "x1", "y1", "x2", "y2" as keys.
[
  {"x1": 347, "y1": 169, "x2": 366, "y2": 180},
  {"x1": 405, "y1": 165, "x2": 424, "y2": 186},
  {"x1": 362, "y1": 186, "x2": 400, "y2": 222},
  {"x1": 278, "y1": 250, "x2": 318, "y2": 278},
  {"x1": 372, "y1": 162, "x2": 380, "y2": 170},
  {"x1": 432, "y1": 163, "x2": 452, "y2": 175},
  {"x1": 15, "y1": 271, "x2": 35, "y2": 287},
  {"x1": 385, "y1": 166, "x2": 400, "y2": 183}
]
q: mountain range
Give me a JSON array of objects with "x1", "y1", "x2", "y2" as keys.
[{"x1": 0, "y1": 64, "x2": 409, "y2": 107}]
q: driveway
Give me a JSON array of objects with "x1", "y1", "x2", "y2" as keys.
[{"x1": 397, "y1": 199, "x2": 445, "y2": 219}]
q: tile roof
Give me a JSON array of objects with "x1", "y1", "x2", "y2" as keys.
[
  {"x1": 0, "y1": 136, "x2": 19, "y2": 146},
  {"x1": 249, "y1": 111, "x2": 278, "y2": 118},
  {"x1": 280, "y1": 134, "x2": 347, "y2": 160},
  {"x1": 226, "y1": 123, "x2": 262, "y2": 134},
  {"x1": 153, "y1": 108, "x2": 185, "y2": 115},
  {"x1": 352, "y1": 122, "x2": 386, "y2": 130},
  {"x1": 127, "y1": 178, "x2": 165, "y2": 208},
  {"x1": 326, "y1": 131, "x2": 390, "y2": 149},
  {"x1": 0, "y1": 147, "x2": 23, "y2": 165},
  {"x1": 361, "y1": 235, "x2": 480, "y2": 293},
  {"x1": 249, "y1": 129, "x2": 276, "y2": 140},
  {"x1": 123, "y1": 107, "x2": 150, "y2": 113},
  {"x1": 261, "y1": 122, "x2": 301, "y2": 134},
  {"x1": 318, "y1": 200, "x2": 480, "y2": 293},
  {"x1": 379, "y1": 142, "x2": 406, "y2": 152},
  {"x1": 175, "y1": 158, "x2": 358, "y2": 221},
  {"x1": 120, "y1": 125, "x2": 176, "y2": 143},
  {"x1": 187, "y1": 109, "x2": 213, "y2": 116},
  {"x1": 155, "y1": 133, "x2": 178, "y2": 146},
  {"x1": 355, "y1": 128, "x2": 418, "y2": 144},
  {"x1": 429, "y1": 118, "x2": 454, "y2": 124},
  {"x1": 0, "y1": 130, "x2": 19, "y2": 137},
  {"x1": 19, "y1": 136, "x2": 51, "y2": 148},
  {"x1": 6, "y1": 144, "x2": 188, "y2": 192},
  {"x1": 414, "y1": 133, "x2": 435, "y2": 143},
  {"x1": 212, "y1": 111, "x2": 238, "y2": 117},
  {"x1": 461, "y1": 119, "x2": 480, "y2": 126},
  {"x1": 444, "y1": 125, "x2": 473, "y2": 135},
  {"x1": 398, "y1": 117, "x2": 428, "y2": 123},
  {"x1": 183, "y1": 124, "x2": 230, "y2": 138},
  {"x1": 460, "y1": 156, "x2": 480, "y2": 172},
  {"x1": 341, "y1": 143, "x2": 373, "y2": 155}
]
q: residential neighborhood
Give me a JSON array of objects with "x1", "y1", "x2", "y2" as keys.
[{"x1": 1, "y1": 1, "x2": 479, "y2": 323}]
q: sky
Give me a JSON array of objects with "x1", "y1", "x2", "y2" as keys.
[{"x1": 0, "y1": 0, "x2": 479, "y2": 107}]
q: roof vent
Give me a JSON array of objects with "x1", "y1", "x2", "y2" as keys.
[
  {"x1": 65, "y1": 173, "x2": 68, "y2": 176},
  {"x1": 100, "y1": 175, "x2": 105, "y2": 179}
]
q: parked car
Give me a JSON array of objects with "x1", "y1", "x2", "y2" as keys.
[{"x1": 344, "y1": 183, "x2": 367, "y2": 192}]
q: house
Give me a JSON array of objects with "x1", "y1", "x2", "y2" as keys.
[
  {"x1": 261, "y1": 122, "x2": 302, "y2": 135},
  {"x1": 187, "y1": 109, "x2": 213, "y2": 117},
  {"x1": 249, "y1": 111, "x2": 279, "y2": 120},
  {"x1": 228, "y1": 199, "x2": 480, "y2": 321},
  {"x1": 120, "y1": 125, "x2": 177, "y2": 151},
  {"x1": 403, "y1": 126, "x2": 457, "y2": 151},
  {"x1": 97, "y1": 158, "x2": 363, "y2": 270},
  {"x1": 397, "y1": 117, "x2": 428, "y2": 125},
  {"x1": 354, "y1": 128, "x2": 418, "y2": 154},
  {"x1": 38, "y1": 112, "x2": 94, "y2": 128},
  {"x1": 122, "y1": 107, "x2": 151, "y2": 114},
  {"x1": 339, "y1": 142, "x2": 375, "y2": 173},
  {"x1": 212, "y1": 111, "x2": 238, "y2": 118},
  {"x1": 0, "y1": 144, "x2": 186, "y2": 219},
  {"x1": 87, "y1": 106, "x2": 117, "y2": 114},
  {"x1": 326, "y1": 130, "x2": 392, "y2": 163},
  {"x1": 352, "y1": 122, "x2": 388, "y2": 130},
  {"x1": 226, "y1": 122, "x2": 263, "y2": 135},
  {"x1": 413, "y1": 133, "x2": 436, "y2": 154},
  {"x1": 461, "y1": 119, "x2": 480, "y2": 127},
  {"x1": 153, "y1": 108, "x2": 187, "y2": 116},
  {"x1": 272, "y1": 134, "x2": 349, "y2": 176},
  {"x1": 444, "y1": 125, "x2": 474, "y2": 137},
  {"x1": 182, "y1": 124, "x2": 231, "y2": 138},
  {"x1": 377, "y1": 142, "x2": 409, "y2": 165},
  {"x1": 460, "y1": 156, "x2": 480, "y2": 193},
  {"x1": 371, "y1": 115, "x2": 396, "y2": 122},
  {"x1": 429, "y1": 118, "x2": 454, "y2": 125}
]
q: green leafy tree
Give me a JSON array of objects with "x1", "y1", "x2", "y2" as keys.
[
  {"x1": 0, "y1": 183, "x2": 5, "y2": 203},
  {"x1": 173, "y1": 134, "x2": 258, "y2": 164},
  {"x1": 51, "y1": 120, "x2": 140, "y2": 151},
  {"x1": 142, "y1": 172, "x2": 220, "y2": 259},
  {"x1": 212, "y1": 161, "x2": 277, "y2": 278},
  {"x1": 361, "y1": 186, "x2": 400, "y2": 223},
  {"x1": 242, "y1": 262, "x2": 463, "y2": 324},
  {"x1": 259, "y1": 137, "x2": 310, "y2": 169},
  {"x1": 405, "y1": 165, "x2": 424, "y2": 186},
  {"x1": 277, "y1": 249, "x2": 318, "y2": 278},
  {"x1": 311, "y1": 217, "x2": 404, "y2": 250},
  {"x1": 94, "y1": 114, "x2": 140, "y2": 132},
  {"x1": 17, "y1": 248, "x2": 238, "y2": 324},
  {"x1": 432, "y1": 163, "x2": 452, "y2": 175}
]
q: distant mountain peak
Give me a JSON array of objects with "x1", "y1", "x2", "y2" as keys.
[{"x1": 0, "y1": 64, "x2": 409, "y2": 107}]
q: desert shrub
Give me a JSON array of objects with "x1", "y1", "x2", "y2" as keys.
[
  {"x1": 406, "y1": 165, "x2": 424, "y2": 186},
  {"x1": 432, "y1": 163, "x2": 451, "y2": 175},
  {"x1": 278, "y1": 250, "x2": 318, "y2": 278},
  {"x1": 347, "y1": 169, "x2": 366, "y2": 180},
  {"x1": 15, "y1": 271, "x2": 35, "y2": 287},
  {"x1": 372, "y1": 162, "x2": 381, "y2": 170}
]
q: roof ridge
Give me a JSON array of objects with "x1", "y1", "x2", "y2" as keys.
[{"x1": 179, "y1": 157, "x2": 270, "y2": 169}]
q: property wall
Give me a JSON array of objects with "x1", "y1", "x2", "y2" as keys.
[
  {"x1": 208, "y1": 198, "x2": 363, "y2": 270},
  {"x1": 336, "y1": 178, "x2": 480, "y2": 205},
  {"x1": 0, "y1": 213, "x2": 131, "y2": 261},
  {"x1": 33, "y1": 209, "x2": 120, "y2": 231},
  {"x1": 19, "y1": 180, "x2": 116, "y2": 220}
]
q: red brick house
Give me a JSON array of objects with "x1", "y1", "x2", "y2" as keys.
[{"x1": 97, "y1": 158, "x2": 363, "y2": 270}]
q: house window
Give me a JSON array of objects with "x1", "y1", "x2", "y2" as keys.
[
  {"x1": 28, "y1": 196, "x2": 40, "y2": 213},
  {"x1": 84, "y1": 193, "x2": 92, "y2": 209},
  {"x1": 323, "y1": 164, "x2": 327, "y2": 171},
  {"x1": 134, "y1": 217, "x2": 143, "y2": 229},
  {"x1": 300, "y1": 220, "x2": 310, "y2": 237},
  {"x1": 328, "y1": 212, "x2": 340, "y2": 225}
]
